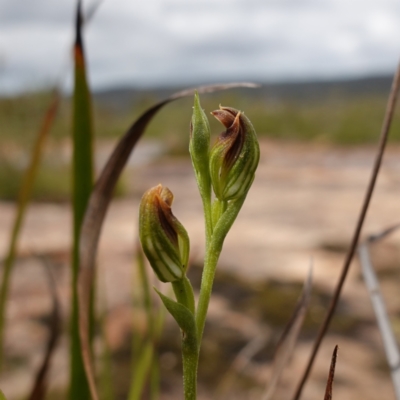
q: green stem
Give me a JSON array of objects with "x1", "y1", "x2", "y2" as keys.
[
  {"x1": 195, "y1": 195, "x2": 246, "y2": 347},
  {"x1": 182, "y1": 337, "x2": 198, "y2": 400},
  {"x1": 156, "y1": 287, "x2": 198, "y2": 400},
  {"x1": 195, "y1": 242, "x2": 221, "y2": 346}
]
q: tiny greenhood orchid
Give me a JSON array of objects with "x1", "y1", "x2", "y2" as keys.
[
  {"x1": 210, "y1": 106, "x2": 260, "y2": 202},
  {"x1": 139, "y1": 184, "x2": 190, "y2": 283}
]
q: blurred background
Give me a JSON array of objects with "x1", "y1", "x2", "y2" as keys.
[{"x1": 1, "y1": 0, "x2": 400, "y2": 399}]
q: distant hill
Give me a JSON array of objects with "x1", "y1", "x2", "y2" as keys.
[{"x1": 93, "y1": 75, "x2": 393, "y2": 110}]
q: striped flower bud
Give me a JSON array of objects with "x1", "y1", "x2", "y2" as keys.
[
  {"x1": 139, "y1": 184, "x2": 190, "y2": 283},
  {"x1": 209, "y1": 106, "x2": 260, "y2": 201}
]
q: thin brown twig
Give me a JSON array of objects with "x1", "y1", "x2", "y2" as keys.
[
  {"x1": 323, "y1": 345, "x2": 339, "y2": 400},
  {"x1": 292, "y1": 60, "x2": 400, "y2": 400},
  {"x1": 367, "y1": 221, "x2": 400, "y2": 243}
]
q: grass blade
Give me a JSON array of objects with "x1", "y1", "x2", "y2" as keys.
[
  {"x1": 99, "y1": 339, "x2": 115, "y2": 400},
  {"x1": 77, "y1": 82, "x2": 257, "y2": 400},
  {"x1": 136, "y1": 242, "x2": 155, "y2": 335},
  {"x1": 359, "y1": 237, "x2": 400, "y2": 399},
  {"x1": 97, "y1": 271, "x2": 115, "y2": 400},
  {"x1": 128, "y1": 244, "x2": 154, "y2": 399},
  {"x1": 323, "y1": 345, "x2": 338, "y2": 400},
  {"x1": 128, "y1": 243, "x2": 163, "y2": 399},
  {"x1": 148, "y1": 359, "x2": 160, "y2": 400},
  {"x1": 262, "y1": 265, "x2": 313, "y2": 400},
  {"x1": 292, "y1": 59, "x2": 400, "y2": 400},
  {"x1": 128, "y1": 341, "x2": 154, "y2": 400},
  {"x1": 70, "y1": 1, "x2": 95, "y2": 399},
  {"x1": 26, "y1": 256, "x2": 61, "y2": 400},
  {"x1": 0, "y1": 89, "x2": 60, "y2": 367}
]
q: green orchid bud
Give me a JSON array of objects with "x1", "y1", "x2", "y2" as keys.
[
  {"x1": 139, "y1": 184, "x2": 190, "y2": 283},
  {"x1": 209, "y1": 106, "x2": 260, "y2": 201},
  {"x1": 189, "y1": 92, "x2": 211, "y2": 195}
]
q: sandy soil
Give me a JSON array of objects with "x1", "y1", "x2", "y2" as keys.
[{"x1": 0, "y1": 139, "x2": 400, "y2": 399}]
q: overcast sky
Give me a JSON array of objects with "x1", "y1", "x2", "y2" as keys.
[{"x1": 0, "y1": 0, "x2": 399, "y2": 94}]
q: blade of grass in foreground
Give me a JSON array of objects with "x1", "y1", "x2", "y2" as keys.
[
  {"x1": 0, "y1": 89, "x2": 60, "y2": 367},
  {"x1": 70, "y1": 2, "x2": 94, "y2": 399},
  {"x1": 77, "y1": 82, "x2": 258, "y2": 400},
  {"x1": 128, "y1": 341, "x2": 154, "y2": 400},
  {"x1": 128, "y1": 244, "x2": 159, "y2": 400},
  {"x1": 99, "y1": 337, "x2": 115, "y2": 400},
  {"x1": 26, "y1": 256, "x2": 61, "y2": 400}
]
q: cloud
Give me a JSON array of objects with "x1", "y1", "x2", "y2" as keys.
[
  {"x1": 0, "y1": 0, "x2": 399, "y2": 94},
  {"x1": 0, "y1": 0, "x2": 74, "y2": 26}
]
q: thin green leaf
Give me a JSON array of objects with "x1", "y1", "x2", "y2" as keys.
[
  {"x1": 70, "y1": 1, "x2": 95, "y2": 400},
  {"x1": 0, "y1": 89, "x2": 60, "y2": 366},
  {"x1": 26, "y1": 257, "x2": 61, "y2": 400},
  {"x1": 99, "y1": 343, "x2": 115, "y2": 400},
  {"x1": 0, "y1": 389, "x2": 7, "y2": 400},
  {"x1": 149, "y1": 360, "x2": 160, "y2": 400},
  {"x1": 77, "y1": 82, "x2": 257, "y2": 400},
  {"x1": 149, "y1": 285, "x2": 167, "y2": 400},
  {"x1": 128, "y1": 243, "x2": 157, "y2": 398},
  {"x1": 136, "y1": 242, "x2": 155, "y2": 335},
  {"x1": 128, "y1": 341, "x2": 154, "y2": 400}
]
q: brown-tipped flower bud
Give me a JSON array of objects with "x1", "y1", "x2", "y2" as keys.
[
  {"x1": 139, "y1": 184, "x2": 190, "y2": 283},
  {"x1": 209, "y1": 107, "x2": 260, "y2": 201}
]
